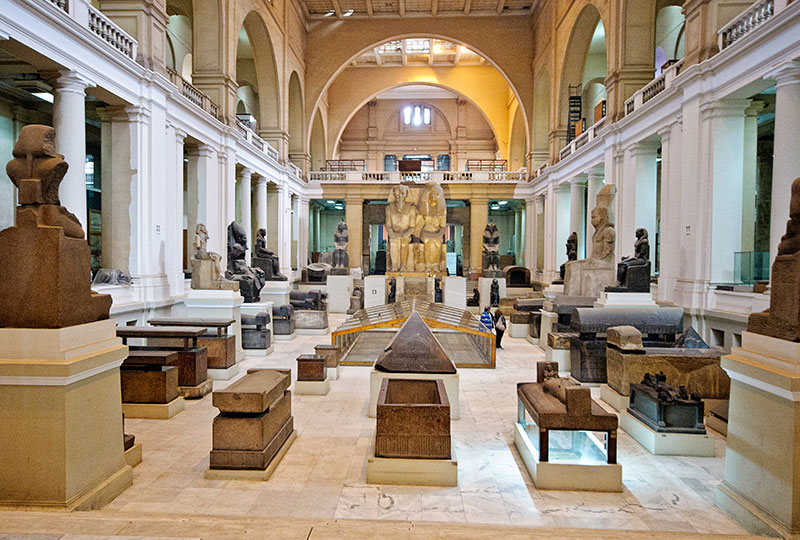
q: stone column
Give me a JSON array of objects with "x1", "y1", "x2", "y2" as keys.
[
  {"x1": 626, "y1": 141, "x2": 660, "y2": 261},
  {"x1": 585, "y1": 169, "x2": 605, "y2": 257},
  {"x1": 236, "y1": 166, "x2": 252, "y2": 260},
  {"x1": 165, "y1": 124, "x2": 187, "y2": 296},
  {"x1": 254, "y1": 176, "x2": 267, "y2": 234},
  {"x1": 569, "y1": 176, "x2": 587, "y2": 259},
  {"x1": 298, "y1": 196, "x2": 310, "y2": 269},
  {"x1": 469, "y1": 197, "x2": 489, "y2": 275},
  {"x1": 658, "y1": 120, "x2": 683, "y2": 301},
  {"x1": 276, "y1": 183, "x2": 291, "y2": 277},
  {"x1": 291, "y1": 194, "x2": 299, "y2": 270},
  {"x1": 52, "y1": 70, "x2": 91, "y2": 233},
  {"x1": 543, "y1": 184, "x2": 556, "y2": 281},
  {"x1": 554, "y1": 183, "x2": 571, "y2": 270},
  {"x1": 741, "y1": 101, "x2": 765, "y2": 252},
  {"x1": 768, "y1": 61, "x2": 800, "y2": 266},
  {"x1": 345, "y1": 198, "x2": 363, "y2": 271},
  {"x1": 524, "y1": 197, "x2": 536, "y2": 271},
  {"x1": 535, "y1": 194, "x2": 545, "y2": 273}
]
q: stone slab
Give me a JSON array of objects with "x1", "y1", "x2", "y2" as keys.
[
  {"x1": 548, "y1": 332, "x2": 571, "y2": 350},
  {"x1": 370, "y1": 370, "x2": 459, "y2": 420},
  {"x1": 185, "y1": 289, "x2": 245, "y2": 363},
  {"x1": 209, "y1": 417, "x2": 293, "y2": 470},
  {"x1": 619, "y1": 410, "x2": 715, "y2": 457},
  {"x1": 443, "y1": 276, "x2": 467, "y2": 311},
  {"x1": 478, "y1": 277, "x2": 506, "y2": 309},
  {"x1": 213, "y1": 369, "x2": 290, "y2": 414},
  {"x1": 295, "y1": 310, "x2": 329, "y2": 330},
  {"x1": 241, "y1": 301, "x2": 274, "y2": 339},
  {"x1": 213, "y1": 391, "x2": 292, "y2": 451},
  {"x1": 122, "y1": 397, "x2": 185, "y2": 420},
  {"x1": 366, "y1": 438, "x2": 458, "y2": 487},
  {"x1": 514, "y1": 422, "x2": 622, "y2": 492},
  {"x1": 207, "y1": 363, "x2": 241, "y2": 381},
  {"x1": 594, "y1": 292, "x2": 656, "y2": 308},
  {"x1": 364, "y1": 275, "x2": 387, "y2": 308},
  {"x1": 326, "y1": 275, "x2": 354, "y2": 313},
  {"x1": 297, "y1": 354, "x2": 327, "y2": 381},
  {"x1": 179, "y1": 378, "x2": 213, "y2": 399},
  {"x1": 294, "y1": 379, "x2": 330, "y2": 396},
  {"x1": 124, "y1": 442, "x2": 143, "y2": 468},
  {"x1": 120, "y1": 365, "x2": 179, "y2": 404},
  {"x1": 204, "y1": 430, "x2": 296, "y2": 481}
]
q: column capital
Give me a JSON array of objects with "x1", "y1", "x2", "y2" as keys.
[
  {"x1": 569, "y1": 175, "x2": 587, "y2": 187},
  {"x1": 700, "y1": 98, "x2": 752, "y2": 119},
  {"x1": 255, "y1": 175, "x2": 267, "y2": 187},
  {"x1": 237, "y1": 166, "x2": 253, "y2": 180},
  {"x1": 554, "y1": 182, "x2": 571, "y2": 194},
  {"x1": 626, "y1": 140, "x2": 661, "y2": 157},
  {"x1": 767, "y1": 60, "x2": 800, "y2": 87},
  {"x1": 534, "y1": 192, "x2": 546, "y2": 201},
  {"x1": 174, "y1": 126, "x2": 188, "y2": 141},
  {"x1": 50, "y1": 70, "x2": 93, "y2": 94},
  {"x1": 188, "y1": 143, "x2": 216, "y2": 159},
  {"x1": 586, "y1": 167, "x2": 605, "y2": 181},
  {"x1": 745, "y1": 100, "x2": 767, "y2": 117}
]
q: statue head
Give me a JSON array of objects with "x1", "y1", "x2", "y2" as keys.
[
  {"x1": 388, "y1": 184, "x2": 410, "y2": 210},
  {"x1": 421, "y1": 182, "x2": 445, "y2": 214},
  {"x1": 595, "y1": 184, "x2": 616, "y2": 211},
  {"x1": 635, "y1": 228, "x2": 648, "y2": 241},
  {"x1": 591, "y1": 207, "x2": 609, "y2": 229},
  {"x1": 484, "y1": 223, "x2": 498, "y2": 236},
  {"x1": 6, "y1": 124, "x2": 68, "y2": 205},
  {"x1": 196, "y1": 223, "x2": 208, "y2": 237},
  {"x1": 337, "y1": 221, "x2": 348, "y2": 233},
  {"x1": 228, "y1": 221, "x2": 248, "y2": 247},
  {"x1": 257, "y1": 228, "x2": 266, "y2": 239}
]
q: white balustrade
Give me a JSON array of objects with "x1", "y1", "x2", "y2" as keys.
[{"x1": 718, "y1": 0, "x2": 775, "y2": 51}]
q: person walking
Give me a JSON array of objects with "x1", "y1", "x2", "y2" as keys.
[
  {"x1": 494, "y1": 309, "x2": 506, "y2": 349},
  {"x1": 480, "y1": 306, "x2": 494, "y2": 332}
]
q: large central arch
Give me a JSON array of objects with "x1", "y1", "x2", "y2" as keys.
[{"x1": 305, "y1": 18, "x2": 533, "y2": 156}]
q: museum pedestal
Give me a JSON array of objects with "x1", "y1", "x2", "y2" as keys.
[
  {"x1": 294, "y1": 310, "x2": 329, "y2": 335},
  {"x1": 478, "y1": 277, "x2": 506, "y2": 309},
  {"x1": 619, "y1": 410, "x2": 715, "y2": 457},
  {"x1": 241, "y1": 302, "x2": 274, "y2": 356},
  {"x1": 294, "y1": 378, "x2": 330, "y2": 395},
  {"x1": 0, "y1": 319, "x2": 133, "y2": 510},
  {"x1": 540, "y1": 310, "x2": 569, "y2": 372},
  {"x1": 260, "y1": 281, "x2": 292, "y2": 308},
  {"x1": 443, "y1": 276, "x2": 466, "y2": 310},
  {"x1": 369, "y1": 370, "x2": 460, "y2": 419},
  {"x1": 509, "y1": 320, "x2": 529, "y2": 338},
  {"x1": 716, "y1": 331, "x2": 800, "y2": 538},
  {"x1": 205, "y1": 430, "x2": 296, "y2": 481},
  {"x1": 327, "y1": 275, "x2": 354, "y2": 313},
  {"x1": 364, "y1": 275, "x2": 387, "y2": 308},
  {"x1": 594, "y1": 292, "x2": 656, "y2": 308},
  {"x1": 366, "y1": 436, "x2": 458, "y2": 487},
  {"x1": 185, "y1": 289, "x2": 245, "y2": 367}
]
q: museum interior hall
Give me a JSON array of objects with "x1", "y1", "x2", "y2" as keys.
[{"x1": 1, "y1": 0, "x2": 800, "y2": 538}]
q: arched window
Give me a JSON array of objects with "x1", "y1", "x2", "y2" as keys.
[{"x1": 402, "y1": 105, "x2": 431, "y2": 126}]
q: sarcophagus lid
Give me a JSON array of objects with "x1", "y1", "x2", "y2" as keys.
[{"x1": 374, "y1": 312, "x2": 457, "y2": 374}]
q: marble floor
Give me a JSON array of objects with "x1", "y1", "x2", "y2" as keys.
[{"x1": 1, "y1": 313, "x2": 756, "y2": 539}]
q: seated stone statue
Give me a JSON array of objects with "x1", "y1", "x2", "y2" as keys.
[
  {"x1": 290, "y1": 290, "x2": 326, "y2": 311},
  {"x1": 347, "y1": 287, "x2": 363, "y2": 315},
  {"x1": 252, "y1": 228, "x2": 288, "y2": 281},
  {"x1": 191, "y1": 223, "x2": 239, "y2": 291},
  {"x1": 558, "y1": 232, "x2": 578, "y2": 281},
  {"x1": 466, "y1": 287, "x2": 480, "y2": 307},
  {"x1": 482, "y1": 223, "x2": 503, "y2": 278},
  {"x1": 226, "y1": 222, "x2": 266, "y2": 302},
  {"x1": 606, "y1": 228, "x2": 651, "y2": 293},
  {"x1": 331, "y1": 221, "x2": 349, "y2": 275}
]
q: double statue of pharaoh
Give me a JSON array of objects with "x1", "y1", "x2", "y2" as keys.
[
  {"x1": 415, "y1": 183, "x2": 447, "y2": 272},
  {"x1": 386, "y1": 182, "x2": 447, "y2": 273}
]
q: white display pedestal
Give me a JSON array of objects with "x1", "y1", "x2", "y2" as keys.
[
  {"x1": 369, "y1": 370, "x2": 460, "y2": 419},
  {"x1": 544, "y1": 347, "x2": 570, "y2": 372},
  {"x1": 122, "y1": 397, "x2": 185, "y2": 420},
  {"x1": 326, "y1": 275, "x2": 354, "y2": 313},
  {"x1": 366, "y1": 438, "x2": 458, "y2": 487},
  {"x1": 295, "y1": 378, "x2": 330, "y2": 396},
  {"x1": 328, "y1": 365, "x2": 340, "y2": 381},
  {"x1": 594, "y1": 292, "x2": 656, "y2": 308},
  {"x1": 620, "y1": 410, "x2": 715, "y2": 457},
  {"x1": 364, "y1": 275, "x2": 387, "y2": 308},
  {"x1": 542, "y1": 283, "x2": 563, "y2": 299},
  {"x1": 443, "y1": 276, "x2": 466, "y2": 310},
  {"x1": 0, "y1": 320, "x2": 133, "y2": 510},
  {"x1": 478, "y1": 277, "x2": 506, "y2": 309},
  {"x1": 509, "y1": 321, "x2": 529, "y2": 338},
  {"x1": 513, "y1": 423, "x2": 621, "y2": 492},
  {"x1": 539, "y1": 309, "x2": 557, "y2": 352},
  {"x1": 260, "y1": 281, "x2": 292, "y2": 308},
  {"x1": 185, "y1": 289, "x2": 245, "y2": 363},
  {"x1": 240, "y1": 302, "x2": 275, "y2": 357},
  {"x1": 715, "y1": 331, "x2": 800, "y2": 538}
]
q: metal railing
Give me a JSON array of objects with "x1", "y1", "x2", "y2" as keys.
[
  {"x1": 309, "y1": 170, "x2": 527, "y2": 183},
  {"x1": 166, "y1": 67, "x2": 219, "y2": 120},
  {"x1": 88, "y1": 4, "x2": 136, "y2": 60},
  {"x1": 719, "y1": 0, "x2": 775, "y2": 51},
  {"x1": 624, "y1": 59, "x2": 684, "y2": 117},
  {"x1": 558, "y1": 116, "x2": 605, "y2": 161}
]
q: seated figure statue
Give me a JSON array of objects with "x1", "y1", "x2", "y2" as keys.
[
  {"x1": 606, "y1": 228, "x2": 651, "y2": 293},
  {"x1": 191, "y1": 223, "x2": 239, "y2": 291},
  {"x1": 226, "y1": 221, "x2": 266, "y2": 302},
  {"x1": 252, "y1": 227, "x2": 288, "y2": 281},
  {"x1": 558, "y1": 232, "x2": 578, "y2": 282}
]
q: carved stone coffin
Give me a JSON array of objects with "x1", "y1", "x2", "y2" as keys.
[
  {"x1": 504, "y1": 266, "x2": 531, "y2": 286},
  {"x1": 375, "y1": 378, "x2": 451, "y2": 459},
  {"x1": 241, "y1": 311, "x2": 271, "y2": 349},
  {"x1": 374, "y1": 312, "x2": 456, "y2": 374},
  {"x1": 627, "y1": 377, "x2": 706, "y2": 434},
  {"x1": 120, "y1": 350, "x2": 181, "y2": 404},
  {"x1": 295, "y1": 310, "x2": 329, "y2": 330},
  {"x1": 513, "y1": 297, "x2": 544, "y2": 312},
  {"x1": 543, "y1": 295, "x2": 595, "y2": 331}
]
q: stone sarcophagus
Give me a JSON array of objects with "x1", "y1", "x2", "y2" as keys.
[
  {"x1": 272, "y1": 305, "x2": 295, "y2": 335},
  {"x1": 296, "y1": 354, "x2": 326, "y2": 382},
  {"x1": 606, "y1": 326, "x2": 729, "y2": 399},
  {"x1": 568, "y1": 306, "x2": 684, "y2": 383},
  {"x1": 544, "y1": 296, "x2": 595, "y2": 332},
  {"x1": 375, "y1": 378, "x2": 451, "y2": 459},
  {"x1": 241, "y1": 311, "x2": 271, "y2": 349},
  {"x1": 627, "y1": 372, "x2": 706, "y2": 434},
  {"x1": 290, "y1": 290, "x2": 326, "y2": 311},
  {"x1": 210, "y1": 369, "x2": 293, "y2": 470}
]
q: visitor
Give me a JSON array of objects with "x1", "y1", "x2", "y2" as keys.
[
  {"x1": 480, "y1": 306, "x2": 494, "y2": 332},
  {"x1": 494, "y1": 309, "x2": 506, "y2": 349}
]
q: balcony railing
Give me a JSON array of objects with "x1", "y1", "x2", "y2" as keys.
[
  {"x1": 46, "y1": 0, "x2": 68, "y2": 13},
  {"x1": 719, "y1": 0, "x2": 775, "y2": 51},
  {"x1": 624, "y1": 59, "x2": 684, "y2": 117},
  {"x1": 309, "y1": 170, "x2": 527, "y2": 183},
  {"x1": 530, "y1": 162, "x2": 548, "y2": 181},
  {"x1": 236, "y1": 119, "x2": 281, "y2": 164},
  {"x1": 166, "y1": 67, "x2": 219, "y2": 120},
  {"x1": 559, "y1": 116, "x2": 605, "y2": 161}
]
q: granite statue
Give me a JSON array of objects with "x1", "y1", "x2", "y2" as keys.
[
  {"x1": 303, "y1": 262, "x2": 330, "y2": 283},
  {"x1": 434, "y1": 276, "x2": 443, "y2": 303},
  {"x1": 226, "y1": 221, "x2": 266, "y2": 302},
  {"x1": 252, "y1": 227, "x2": 287, "y2": 281},
  {"x1": 415, "y1": 183, "x2": 447, "y2": 272},
  {"x1": 749, "y1": 177, "x2": 800, "y2": 340},
  {"x1": 289, "y1": 290, "x2": 326, "y2": 311},
  {"x1": 387, "y1": 277, "x2": 397, "y2": 303},
  {"x1": 0, "y1": 125, "x2": 111, "y2": 327},
  {"x1": 331, "y1": 221, "x2": 349, "y2": 275},
  {"x1": 467, "y1": 287, "x2": 480, "y2": 307},
  {"x1": 490, "y1": 278, "x2": 500, "y2": 307},
  {"x1": 347, "y1": 287, "x2": 363, "y2": 315},
  {"x1": 191, "y1": 224, "x2": 239, "y2": 291},
  {"x1": 482, "y1": 223, "x2": 502, "y2": 278},
  {"x1": 559, "y1": 232, "x2": 578, "y2": 281},
  {"x1": 607, "y1": 228, "x2": 651, "y2": 293},
  {"x1": 563, "y1": 185, "x2": 617, "y2": 297},
  {"x1": 386, "y1": 184, "x2": 417, "y2": 272}
]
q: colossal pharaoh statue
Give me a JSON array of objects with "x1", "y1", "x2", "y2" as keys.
[
  {"x1": 563, "y1": 184, "x2": 617, "y2": 297},
  {"x1": 386, "y1": 184, "x2": 417, "y2": 272},
  {"x1": 415, "y1": 183, "x2": 447, "y2": 272},
  {"x1": 331, "y1": 221, "x2": 349, "y2": 274}
]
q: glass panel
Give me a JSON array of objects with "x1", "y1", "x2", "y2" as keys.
[
  {"x1": 423, "y1": 106, "x2": 431, "y2": 125},
  {"x1": 413, "y1": 106, "x2": 422, "y2": 126},
  {"x1": 519, "y1": 421, "x2": 609, "y2": 465},
  {"x1": 403, "y1": 106, "x2": 412, "y2": 125}
]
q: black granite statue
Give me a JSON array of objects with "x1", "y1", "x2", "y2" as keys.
[
  {"x1": 331, "y1": 221, "x2": 349, "y2": 275},
  {"x1": 490, "y1": 278, "x2": 500, "y2": 307},
  {"x1": 482, "y1": 223, "x2": 503, "y2": 278},
  {"x1": 289, "y1": 290, "x2": 326, "y2": 311},
  {"x1": 559, "y1": 232, "x2": 578, "y2": 281},
  {"x1": 387, "y1": 277, "x2": 397, "y2": 303},
  {"x1": 467, "y1": 287, "x2": 480, "y2": 307},
  {"x1": 226, "y1": 221, "x2": 266, "y2": 302},
  {"x1": 434, "y1": 276, "x2": 442, "y2": 303},
  {"x1": 252, "y1": 227, "x2": 288, "y2": 281},
  {"x1": 606, "y1": 228, "x2": 650, "y2": 293}
]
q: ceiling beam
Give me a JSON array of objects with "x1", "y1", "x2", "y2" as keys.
[
  {"x1": 398, "y1": 0, "x2": 406, "y2": 16},
  {"x1": 453, "y1": 45, "x2": 463, "y2": 65},
  {"x1": 496, "y1": 0, "x2": 506, "y2": 14},
  {"x1": 366, "y1": 0, "x2": 374, "y2": 15},
  {"x1": 330, "y1": 0, "x2": 342, "y2": 18},
  {"x1": 374, "y1": 47, "x2": 382, "y2": 66},
  {"x1": 401, "y1": 40, "x2": 407, "y2": 65},
  {"x1": 431, "y1": 0, "x2": 438, "y2": 15},
  {"x1": 464, "y1": 0, "x2": 471, "y2": 14}
]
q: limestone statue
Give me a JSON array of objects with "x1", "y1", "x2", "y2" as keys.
[
  {"x1": 331, "y1": 221, "x2": 349, "y2": 274},
  {"x1": 564, "y1": 185, "x2": 617, "y2": 297},
  {"x1": 0, "y1": 124, "x2": 111, "y2": 327},
  {"x1": 347, "y1": 287, "x2": 363, "y2": 315},
  {"x1": 482, "y1": 223, "x2": 502, "y2": 278},
  {"x1": 226, "y1": 221, "x2": 266, "y2": 302},
  {"x1": 252, "y1": 227, "x2": 288, "y2": 281},
  {"x1": 607, "y1": 228, "x2": 651, "y2": 293},
  {"x1": 415, "y1": 183, "x2": 447, "y2": 272},
  {"x1": 191, "y1": 223, "x2": 239, "y2": 292},
  {"x1": 386, "y1": 184, "x2": 417, "y2": 272}
]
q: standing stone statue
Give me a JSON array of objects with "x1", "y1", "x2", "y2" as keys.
[
  {"x1": 559, "y1": 232, "x2": 579, "y2": 280},
  {"x1": 252, "y1": 227, "x2": 288, "y2": 281},
  {"x1": 490, "y1": 278, "x2": 500, "y2": 307},
  {"x1": 482, "y1": 223, "x2": 503, "y2": 278},
  {"x1": 607, "y1": 228, "x2": 651, "y2": 293},
  {"x1": 415, "y1": 183, "x2": 447, "y2": 272},
  {"x1": 0, "y1": 125, "x2": 111, "y2": 327},
  {"x1": 564, "y1": 185, "x2": 617, "y2": 297},
  {"x1": 226, "y1": 221, "x2": 266, "y2": 302},
  {"x1": 191, "y1": 223, "x2": 239, "y2": 291},
  {"x1": 387, "y1": 277, "x2": 397, "y2": 303},
  {"x1": 347, "y1": 287, "x2": 363, "y2": 315},
  {"x1": 386, "y1": 184, "x2": 417, "y2": 272},
  {"x1": 331, "y1": 221, "x2": 349, "y2": 275}
]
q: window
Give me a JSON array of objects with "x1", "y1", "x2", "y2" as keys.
[
  {"x1": 384, "y1": 155, "x2": 397, "y2": 171},
  {"x1": 436, "y1": 154, "x2": 451, "y2": 171},
  {"x1": 402, "y1": 105, "x2": 431, "y2": 126}
]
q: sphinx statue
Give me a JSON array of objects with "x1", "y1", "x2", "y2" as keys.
[
  {"x1": 386, "y1": 184, "x2": 417, "y2": 272},
  {"x1": 415, "y1": 183, "x2": 447, "y2": 272},
  {"x1": 482, "y1": 223, "x2": 503, "y2": 278},
  {"x1": 252, "y1": 227, "x2": 288, "y2": 281},
  {"x1": 331, "y1": 221, "x2": 349, "y2": 275},
  {"x1": 226, "y1": 221, "x2": 266, "y2": 302},
  {"x1": 1, "y1": 125, "x2": 111, "y2": 327},
  {"x1": 191, "y1": 223, "x2": 239, "y2": 291},
  {"x1": 563, "y1": 185, "x2": 617, "y2": 297}
]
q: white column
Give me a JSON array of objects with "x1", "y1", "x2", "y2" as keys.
[
  {"x1": 657, "y1": 120, "x2": 683, "y2": 302},
  {"x1": 554, "y1": 182, "x2": 571, "y2": 270},
  {"x1": 254, "y1": 176, "x2": 267, "y2": 233},
  {"x1": 620, "y1": 141, "x2": 660, "y2": 261},
  {"x1": 585, "y1": 168, "x2": 605, "y2": 257},
  {"x1": 236, "y1": 166, "x2": 253, "y2": 260},
  {"x1": 52, "y1": 70, "x2": 91, "y2": 233},
  {"x1": 569, "y1": 175, "x2": 587, "y2": 259},
  {"x1": 604, "y1": 145, "x2": 625, "y2": 260},
  {"x1": 524, "y1": 196, "x2": 536, "y2": 270},
  {"x1": 298, "y1": 195, "x2": 310, "y2": 269},
  {"x1": 741, "y1": 102, "x2": 765, "y2": 252},
  {"x1": 768, "y1": 61, "x2": 800, "y2": 266},
  {"x1": 276, "y1": 183, "x2": 291, "y2": 277},
  {"x1": 535, "y1": 194, "x2": 545, "y2": 273},
  {"x1": 219, "y1": 145, "x2": 236, "y2": 270},
  {"x1": 166, "y1": 125, "x2": 187, "y2": 296}
]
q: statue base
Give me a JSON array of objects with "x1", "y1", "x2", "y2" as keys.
[
  {"x1": 605, "y1": 261, "x2": 651, "y2": 294},
  {"x1": 326, "y1": 275, "x2": 354, "y2": 313},
  {"x1": 748, "y1": 252, "x2": 800, "y2": 341},
  {"x1": 478, "y1": 277, "x2": 506, "y2": 309},
  {"x1": 252, "y1": 257, "x2": 288, "y2": 281},
  {"x1": 329, "y1": 267, "x2": 349, "y2": 276},
  {"x1": 563, "y1": 259, "x2": 616, "y2": 298},
  {"x1": 190, "y1": 259, "x2": 238, "y2": 292},
  {"x1": 185, "y1": 289, "x2": 245, "y2": 364},
  {"x1": 482, "y1": 270, "x2": 505, "y2": 279}
]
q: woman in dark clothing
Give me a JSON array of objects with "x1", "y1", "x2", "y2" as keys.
[{"x1": 494, "y1": 309, "x2": 506, "y2": 349}]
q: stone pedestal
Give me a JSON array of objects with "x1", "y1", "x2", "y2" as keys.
[
  {"x1": 478, "y1": 277, "x2": 506, "y2": 309},
  {"x1": 294, "y1": 311, "x2": 329, "y2": 335},
  {"x1": 716, "y1": 332, "x2": 800, "y2": 537},
  {"x1": 0, "y1": 319, "x2": 132, "y2": 510},
  {"x1": 260, "y1": 281, "x2": 292, "y2": 308},
  {"x1": 369, "y1": 370, "x2": 460, "y2": 420},
  {"x1": 366, "y1": 437, "x2": 458, "y2": 487},
  {"x1": 619, "y1": 410, "x2": 715, "y2": 457},
  {"x1": 444, "y1": 276, "x2": 467, "y2": 310},
  {"x1": 326, "y1": 275, "x2": 354, "y2": 313},
  {"x1": 509, "y1": 320, "x2": 529, "y2": 338},
  {"x1": 185, "y1": 289, "x2": 245, "y2": 365},
  {"x1": 364, "y1": 275, "x2": 387, "y2": 308},
  {"x1": 594, "y1": 292, "x2": 656, "y2": 308}
]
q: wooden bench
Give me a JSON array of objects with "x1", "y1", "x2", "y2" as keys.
[{"x1": 148, "y1": 317, "x2": 236, "y2": 369}]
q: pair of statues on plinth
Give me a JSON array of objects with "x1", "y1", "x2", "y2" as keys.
[{"x1": 386, "y1": 183, "x2": 447, "y2": 273}]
